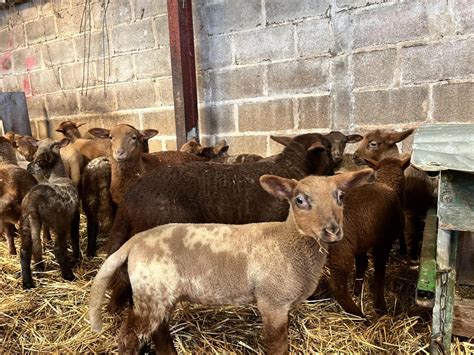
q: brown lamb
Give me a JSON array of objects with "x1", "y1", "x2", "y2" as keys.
[
  {"x1": 89, "y1": 169, "x2": 374, "y2": 354},
  {"x1": 20, "y1": 138, "x2": 80, "y2": 288},
  {"x1": 106, "y1": 133, "x2": 334, "y2": 313},
  {"x1": 0, "y1": 136, "x2": 37, "y2": 255},
  {"x1": 327, "y1": 156, "x2": 411, "y2": 318}
]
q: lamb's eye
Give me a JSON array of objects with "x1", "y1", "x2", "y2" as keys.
[
  {"x1": 368, "y1": 141, "x2": 378, "y2": 149},
  {"x1": 132, "y1": 136, "x2": 137, "y2": 141},
  {"x1": 336, "y1": 190, "x2": 344, "y2": 206},
  {"x1": 109, "y1": 135, "x2": 113, "y2": 140},
  {"x1": 295, "y1": 194, "x2": 309, "y2": 209}
]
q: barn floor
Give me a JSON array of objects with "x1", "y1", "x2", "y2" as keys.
[{"x1": 0, "y1": 218, "x2": 472, "y2": 354}]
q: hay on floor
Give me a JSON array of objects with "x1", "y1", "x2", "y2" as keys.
[{"x1": 0, "y1": 225, "x2": 472, "y2": 354}]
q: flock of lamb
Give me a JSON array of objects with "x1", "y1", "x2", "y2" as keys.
[{"x1": 0, "y1": 121, "x2": 437, "y2": 354}]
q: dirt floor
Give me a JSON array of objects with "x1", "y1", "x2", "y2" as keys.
[{"x1": 0, "y1": 218, "x2": 473, "y2": 354}]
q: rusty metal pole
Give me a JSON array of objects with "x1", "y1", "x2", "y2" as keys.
[{"x1": 167, "y1": 0, "x2": 199, "y2": 149}]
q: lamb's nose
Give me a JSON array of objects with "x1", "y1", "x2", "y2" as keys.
[
  {"x1": 322, "y1": 224, "x2": 343, "y2": 243},
  {"x1": 114, "y1": 149, "x2": 127, "y2": 161}
]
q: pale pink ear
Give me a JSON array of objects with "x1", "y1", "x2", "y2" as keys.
[
  {"x1": 270, "y1": 135, "x2": 292, "y2": 147},
  {"x1": 214, "y1": 140, "x2": 229, "y2": 155},
  {"x1": 54, "y1": 138, "x2": 71, "y2": 149},
  {"x1": 88, "y1": 128, "x2": 110, "y2": 139},
  {"x1": 384, "y1": 129, "x2": 414, "y2": 145},
  {"x1": 260, "y1": 175, "x2": 297, "y2": 200},
  {"x1": 363, "y1": 158, "x2": 380, "y2": 170},
  {"x1": 140, "y1": 129, "x2": 159, "y2": 141},
  {"x1": 334, "y1": 168, "x2": 374, "y2": 191},
  {"x1": 346, "y1": 134, "x2": 363, "y2": 143}
]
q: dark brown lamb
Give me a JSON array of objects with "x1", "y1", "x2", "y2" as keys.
[
  {"x1": 327, "y1": 156, "x2": 411, "y2": 318},
  {"x1": 106, "y1": 133, "x2": 334, "y2": 313},
  {"x1": 20, "y1": 138, "x2": 80, "y2": 289}
]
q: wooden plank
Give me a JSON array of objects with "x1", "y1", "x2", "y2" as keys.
[
  {"x1": 0, "y1": 92, "x2": 33, "y2": 136},
  {"x1": 167, "y1": 0, "x2": 199, "y2": 149},
  {"x1": 457, "y1": 232, "x2": 474, "y2": 286},
  {"x1": 453, "y1": 297, "x2": 474, "y2": 338}
]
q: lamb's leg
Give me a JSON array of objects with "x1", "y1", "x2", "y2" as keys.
[
  {"x1": 372, "y1": 247, "x2": 391, "y2": 314},
  {"x1": 258, "y1": 300, "x2": 289, "y2": 355},
  {"x1": 42, "y1": 225, "x2": 51, "y2": 245},
  {"x1": 20, "y1": 217, "x2": 35, "y2": 289},
  {"x1": 117, "y1": 308, "x2": 140, "y2": 355},
  {"x1": 30, "y1": 215, "x2": 44, "y2": 272},
  {"x1": 329, "y1": 268, "x2": 365, "y2": 318},
  {"x1": 53, "y1": 228, "x2": 75, "y2": 281},
  {"x1": 107, "y1": 266, "x2": 133, "y2": 314},
  {"x1": 353, "y1": 254, "x2": 368, "y2": 296},
  {"x1": 70, "y1": 211, "x2": 81, "y2": 262},
  {"x1": 85, "y1": 211, "x2": 99, "y2": 257},
  {"x1": 5, "y1": 223, "x2": 17, "y2": 255},
  {"x1": 404, "y1": 210, "x2": 421, "y2": 260},
  {"x1": 151, "y1": 321, "x2": 177, "y2": 355}
]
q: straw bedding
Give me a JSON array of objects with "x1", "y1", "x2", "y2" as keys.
[{"x1": 0, "y1": 220, "x2": 472, "y2": 354}]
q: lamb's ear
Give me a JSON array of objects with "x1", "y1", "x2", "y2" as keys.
[
  {"x1": 76, "y1": 122, "x2": 86, "y2": 128},
  {"x1": 308, "y1": 141, "x2": 326, "y2": 153},
  {"x1": 401, "y1": 154, "x2": 411, "y2": 170},
  {"x1": 214, "y1": 140, "x2": 229, "y2": 155},
  {"x1": 346, "y1": 134, "x2": 363, "y2": 143},
  {"x1": 334, "y1": 168, "x2": 374, "y2": 191},
  {"x1": 56, "y1": 127, "x2": 65, "y2": 133},
  {"x1": 384, "y1": 129, "x2": 414, "y2": 145},
  {"x1": 362, "y1": 158, "x2": 380, "y2": 170},
  {"x1": 51, "y1": 138, "x2": 71, "y2": 153},
  {"x1": 140, "y1": 129, "x2": 159, "y2": 140},
  {"x1": 24, "y1": 136, "x2": 39, "y2": 147},
  {"x1": 270, "y1": 135, "x2": 292, "y2": 147},
  {"x1": 89, "y1": 128, "x2": 110, "y2": 139},
  {"x1": 260, "y1": 175, "x2": 297, "y2": 200}
]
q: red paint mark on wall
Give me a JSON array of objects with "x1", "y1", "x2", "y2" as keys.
[
  {"x1": 23, "y1": 76, "x2": 32, "y2": 97},
  {"x1": 1, "y1": 52, "x2": 12, "y2": 71},
  {"x1": 25, "y1": 56, "x2": 37, "y2": 71}
]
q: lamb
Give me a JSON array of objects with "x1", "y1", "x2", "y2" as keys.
[
  {"x1": 352, "y1": 128, "x2": 435, "y2": 260},
  {"x1": 20, "y1": 138, "x2": 80, "y2": 288},
  {"x1": 89, "y1": 169, "x2": 374, "y2": 354},
  {"x1": 56, "y1": 121, "x2": 87, "y2": 142},
  {"x1": 106, "y1": 133, "x2": 334, "y2": 313},
  {"x1": 327, "y1": 156, "x2": 411, "y2": 318},
  {"x1": 0, "y1": 137, "x2": 37, "y2": 255}
]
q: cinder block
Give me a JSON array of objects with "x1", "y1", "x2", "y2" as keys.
[
  {"x1": 26, "y1": 95, "x2": 46, "y2": 119},
  {"x1": 216, "y1": 135, "x2": 267, "y2": 156},
  {"x1": 233, "y1": 25, "x2": 294, "y2": 65},
  {"x1": 112, "y1": 20, "x2": 155, "y2": 53},
  {"x1": 353, "y1": 2, "x2": 429, "y2": 48},
  {"x1": 147, "y1": 138, "x2": 163, "y2": 152},
  {"x1": 433, "y1": 83, "x2": 474, "y2": 122},
  {"x1": 354, "y1": 87, "x2": 428, "y2": 125},
  {"x1": 12, "y1": 46, "x2": 42, "y2": 72},
  {"x1": 401, "y1": 39, "x2": 474, "y2": 83},
  {"x1": 199, "y1": 0, "x2": 261, "y2": 36},
  {"x1": 116, "y1": 81, "x2": 157, "y2": 109},
  {"x1": 238, "y1": 99, "x2": 293, "y2": 132},
  {"x1": 36, "y1": 119, "x2": 50, "y2": 138},
  {"x1": 0, "y1": 25, "x2": 25, "y2": 51},
  {"x1": 92, "y1": 0, "x2": 131, "y2": 29},
  {"x1": 26, "y1": 16, "x2": 57, "y2": 44},
  {"x1": 330, "y1": 10, "x2": 351, "y2": 55},
  {"x1": 330, "y1": 55, "x2": 351, "y2": 130},
  {"x1": 204, "y1": 66, "x2": 264, "y2": 102},
  {"x1": 143, "y1": 110, "x2": 176, "y2": 135},
  {"x1": 74, "y1": 31, "x2": 109, "y2": 60},
  {"x1": 2, "y1": 75, "x2": 20, "y2": 92},
  {"x1": 45, "y1": 91, "x2": 79, "y2": 117},
  {"x1": 101, "y1": 113, "x2": 141, "y2": 129},
  {"x1": 196, "y1": 35, "x2": 232, "y2": 70},
  {"x1": 155, "y1": 77, "x2": 174, "y2": 106},
  {"x1": 134, "y1": 0, "x2": 167, "y2": 19},
  {"x1": 453, "y1": 0, "x2": 474, "y2": 34},
  {"x1": 60, "y1": 62, "x2": 98, "y2": 89},
  {"x1": 96, "y1": 55, "x2": 134, "y2": 83},
  {"x1": 15, "y1": 3, "x2": 38, "y2": 22},
  {"x1": 266, "y1": 0, "x2": 330, "y2": 24},
  {"x1": 154, "y1": 15, "x2": 170, "y2": 46},
  {"x1": 30, "y1": 69, "x2": 62, "y2": 95},
  {"x1": 80, "y1": 87, "x2": 117, "y2": 113},
  {"x1": 43, "y1": 39, "x2": 75, "y2": 66},
  {"x1": 134, "y1": 47, "x2": 171, "y2": 79},
  {"x1": 353, "y1": 49, "x2": 396, "y2": 88},
  {"x1": 296, "y1": 18, "x2": 330, "y2": 57},
  {"x1": 267, "y1": 57, "x2": 329, "y2": 95},
  {"x1": 164, "y1": 139, "x2": 177, "y2": 151},
  {"x1": 199, "y1": 104, "x2": 235, "y2": 135},
  {"x1": 55, "y1": 5, "x2": 84, "y2": 36},
  {"x1": 298, "y1": 95, "x2": 330, "y2": 129}
]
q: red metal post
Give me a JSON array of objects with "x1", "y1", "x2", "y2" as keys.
[{"x1": 167, "y1": 0, "x2": 199, "y2": 149}]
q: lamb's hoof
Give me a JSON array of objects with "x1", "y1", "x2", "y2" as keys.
[
  {"x1": 23, "y1": 280, "x2": 35, "y2": 289},
  {"x1": 63, "y1": 272, "x2": 75, "y2": 282},
  {"x1": 35, "y1": 262, "x2": 45, "y2": 272},
  {"x1": 70, "y1": 257, "x2": 81, "y2": 267},
  {"x1": 86, "y1": 250, "x2": 96, "y2": 258},
  {"x1": 9, "y1": 248, "x2": 17, "y2": 256},
  {"x1": 374, "y1": 305, "x2": 387, "y2": 315}
]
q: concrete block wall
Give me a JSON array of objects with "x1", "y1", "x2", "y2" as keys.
[{"x1": 1, "y1": 0, "x2": 473, "y2": 155}]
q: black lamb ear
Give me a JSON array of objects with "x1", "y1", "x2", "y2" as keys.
[
  {"x1": 270, "y1": 135, "x2": 292, "y2": 147},
  {"x1": 89, "y1": 128, "x2": 111, "y2": 139}
]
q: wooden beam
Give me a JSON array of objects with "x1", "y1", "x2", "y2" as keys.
[
  {"x1": 167, "y1": 0, "x2": 199, "y2": 150},
  {"x1": 453, "y1": 297, "x2": 474, "y2": 338},
  {"x1": 0, "y1": 92, "x2": 33, "y2": 136}
]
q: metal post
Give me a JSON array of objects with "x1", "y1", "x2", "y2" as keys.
[{"x1": 167, "y1": 0, "x2": 199, "y2": 149}]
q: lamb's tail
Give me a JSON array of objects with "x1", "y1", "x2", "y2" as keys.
[{"x1": 89, "y1": 237, "x2": 135, "y2": 332}]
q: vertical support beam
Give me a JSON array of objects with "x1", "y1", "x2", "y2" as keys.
[
  {"x1": 0, "y1": 92, "x2": 32, "y2": 135},
  {"x1": 167, "y1": 0, "x2": 199, "y2": 149}
]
